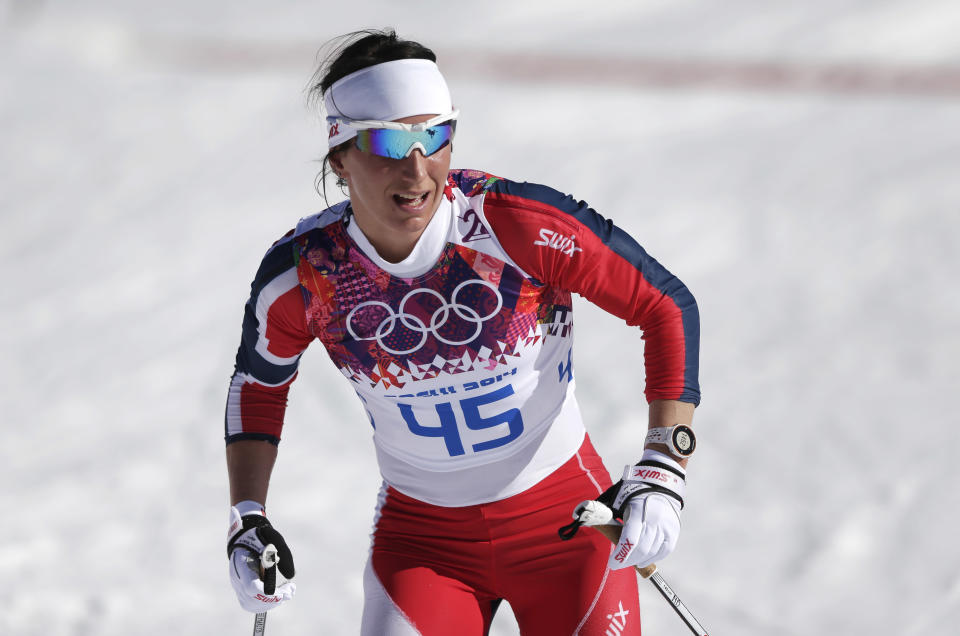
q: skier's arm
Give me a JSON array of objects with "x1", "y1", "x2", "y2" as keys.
[
  {"x1": 482, "y1": 180, "x2": 701, "y2": 571},
  {"x1": 224, "y1": 234, "x2": 310, "y2": 613},
  {"x1": 482, "y1": 180, "x2": 701, "y2": 407},
  {"x1": 487, "y1": 183, "x2": 700, "y2": 460}
]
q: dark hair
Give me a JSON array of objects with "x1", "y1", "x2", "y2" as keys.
[{"x1": 307, "y1": 29, "x2": 438, "y2": 204}]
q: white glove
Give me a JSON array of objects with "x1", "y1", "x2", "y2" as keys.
[
  {"x1": 227, "y1": 502, "x2": 297, "y2": 613},
  {"x1": 607, "y1": 450, "x2": 685, "y2": 570}
]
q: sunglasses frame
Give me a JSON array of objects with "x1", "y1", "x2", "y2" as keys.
[{"x1": 330, "y1": 109, "x2": 459, "y2": 133}]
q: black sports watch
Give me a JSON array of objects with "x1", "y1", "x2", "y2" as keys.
[{"x1": 644, "y1": 425, "x2": 696, "y2": 458}]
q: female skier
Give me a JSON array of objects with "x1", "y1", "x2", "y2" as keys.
[{"x1": 225, "y1": 29, "x2": 700, "y2": 636}]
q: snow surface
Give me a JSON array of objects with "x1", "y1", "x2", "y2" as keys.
[{"x1": 3, "y1": 1, "x2": 959, "y2": 634}]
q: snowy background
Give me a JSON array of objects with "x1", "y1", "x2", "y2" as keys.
[{"x1": 3, "y1": 1, "x2": 959, "y2": 634}]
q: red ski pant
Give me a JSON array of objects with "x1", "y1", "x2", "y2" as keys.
[{"x1": 361, "y1": 435, "x2": 641, "y2": 635}]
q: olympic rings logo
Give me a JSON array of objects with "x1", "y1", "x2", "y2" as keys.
[{"x1": 345, "y1": 279, "x2": 503, "y2": 356}]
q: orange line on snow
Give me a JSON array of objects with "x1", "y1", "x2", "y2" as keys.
[
  {"x1": 140, "y1": 36, "x2": 960, "y2": 98},
  {"x1": 446, "y1": 50, "x2": 960, "y2": 97}
]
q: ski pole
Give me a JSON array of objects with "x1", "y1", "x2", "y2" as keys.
[
  {"x1": 590, "y1": 523, "x2": 709, "y2": 636},
  {"x1": 562, "y1": 501, "x2": 709, "y2": 636},
  {"x1": 252, "y1": 544, "x2": 279, "y2": 636}
]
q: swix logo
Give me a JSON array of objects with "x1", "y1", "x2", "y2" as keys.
[
  {"x1": 256, "y1": 593, "x2": 281, "y2": 603},
  {"x1": 614, "y1": 538, "x2": 633, "y2": 563},
  {"x1": 534, "y1": 228, "x2": 583, "y2": 256},
  {"x1": 328, "y1": 122, "x2": 340, "y2": 139},
  {"x1": 632, "y1": 467, "x2": 668, "y2": 483},
  {"x1": 605, "y1": 601, "x2": 630, "y2": 636}
]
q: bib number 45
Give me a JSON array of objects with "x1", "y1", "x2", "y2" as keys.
[{"x1": 398, "y1": 384, "x2": 524, "y2": 457}]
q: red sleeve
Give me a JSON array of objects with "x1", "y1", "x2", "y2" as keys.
[
  {"x1": 225, "y1": 235, "x2": 314, "y2": 445},
  {"x1": 483, "y1": 180, "x2": 700, "y2": 405}
]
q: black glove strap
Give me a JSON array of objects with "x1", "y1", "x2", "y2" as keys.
[
  {"x1": 226, "y1": 514, "x2": 271, "y2": 557},
  {"x1": 616, "y1": 483, "x2": 685, "y2": 515}
]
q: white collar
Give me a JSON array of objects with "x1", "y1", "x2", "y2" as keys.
[{"x1": 346, "y1": 197, "x2": 452, "y2": 279}]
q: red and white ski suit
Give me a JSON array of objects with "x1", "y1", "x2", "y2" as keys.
[{"x1": 226, "y1": 169, "x2": 700, "y2": 635}]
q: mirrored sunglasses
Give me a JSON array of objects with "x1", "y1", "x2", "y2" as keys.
[
  {"x1": 355, "y1": 122, "x2": 455, "y2": 159},
  {"x1": 331, "y1": 110, "x2": 459, "y2": 160}
]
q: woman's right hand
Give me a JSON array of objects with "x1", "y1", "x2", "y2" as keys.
[{"x1": 227, "y1": 505, "x2": 297, "y2": 612}]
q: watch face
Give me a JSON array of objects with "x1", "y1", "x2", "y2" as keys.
[{"x1": 672, "y1": 426, "x2": 696, "y2": 456}]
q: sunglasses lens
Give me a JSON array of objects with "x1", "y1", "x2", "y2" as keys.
[{"x1": 356, "y1": 123, "x2": 454, "y2": 159}]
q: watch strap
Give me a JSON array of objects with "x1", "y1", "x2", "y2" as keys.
[{"x1": 645, "y1": 425, "x2": 696, "y2": 457}]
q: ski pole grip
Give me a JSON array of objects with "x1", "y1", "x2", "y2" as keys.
[
  {"x1": 590, "y1": 522, "x2": 658, "y2": 579},
  {"x1": 261, "y1": 544, "x2": 279, "y2": 595}
]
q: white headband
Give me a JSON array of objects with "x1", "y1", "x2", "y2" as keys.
[{"x1": 323, "y1": 58, "x2": 454, "y2": 147}]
